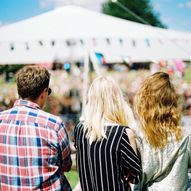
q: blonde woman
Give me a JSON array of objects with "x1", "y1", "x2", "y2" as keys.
[
  {"x1": 134, "y1": 72, "x2": 191, "y2": 191},
  {"x1": 74, "y1": 76, "x2": 141, "y2": 191}
]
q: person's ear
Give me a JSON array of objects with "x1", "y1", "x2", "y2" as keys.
[{"x1": 40, "y1": 88, "x2": 47, "y2": 99}]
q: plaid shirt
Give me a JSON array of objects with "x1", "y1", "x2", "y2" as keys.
[{"x1": 0, "y1": 100, "x2": 72, "y2": 191}]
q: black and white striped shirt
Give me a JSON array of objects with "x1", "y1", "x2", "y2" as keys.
[{"x1": 74, "y1": 123, "x2": 141, "y2": 191}]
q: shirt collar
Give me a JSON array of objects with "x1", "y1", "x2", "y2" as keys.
[{"x1": 14, "y1": 99, "x2": 40, "y2": 109}]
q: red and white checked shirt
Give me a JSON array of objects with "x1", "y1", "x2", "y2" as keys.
[{"x1": 0, "y1": 100, "x2": 72, "y2": 191}]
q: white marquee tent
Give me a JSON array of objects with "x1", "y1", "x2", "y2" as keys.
[{"x1": 0, "y1": 5, "x2": 191, "y2": 64}]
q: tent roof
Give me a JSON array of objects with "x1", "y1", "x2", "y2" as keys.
[
  {"x1": 0, "y1": 5, "x2": 191, "y2": 42},
  {"x1": 0, "y1": 6, "x2": 191, "y2": 64}
]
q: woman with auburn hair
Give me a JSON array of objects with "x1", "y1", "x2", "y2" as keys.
[
  {"x1": 74, "y1": 76, "x2": 141, "y2": 191},
  {"x1": 134, "y1": 72, "x2": 191, "y2": 191}
]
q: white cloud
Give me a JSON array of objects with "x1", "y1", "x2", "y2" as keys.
[
  {"x1": 187, "y1": 1, "x2": 191, "y2": 8},
  {"x1": 178, "y1": 3, "x2": 184, "y2": 8},
  {"x1": 161, "y1": 16, "x2": 173, "y2": 24},
  {"x1": 39, "y1": 0, "x2": 105, "y2": 11},
  {"x1": 152, "y1": 3, "x2": 161, "y2": 11},
  {"x1": 161, "y1": 14, "x2": 191, "y2": 32},
  {"x1": 178, "y1": 1, "x2": 191, "y2": 9},
  {"x1": 39, "y1": 0, "x2": 67, "y2": 8}
]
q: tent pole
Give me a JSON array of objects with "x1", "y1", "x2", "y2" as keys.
[{"x1": 81, "y1": 49, "x2": 89, "y2": 119}]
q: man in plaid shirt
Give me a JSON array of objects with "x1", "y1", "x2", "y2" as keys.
[{"x1": 0, "y1": 65, "x2": 72, "y2": 190}]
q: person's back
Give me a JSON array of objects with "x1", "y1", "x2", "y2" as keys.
[
  {"x1": 0, "y1": 65, "x2": 72, "y2": 190},
  {"x1": 135, "y1": 127, "x2": 191, "y2": 191},
  {"x1": 75, "y1": 123, "x2": 141, "y2": 191},
  {"x1": 134, "y1": 72, "x2": 191, "y2": 191},
  {"x1": 74, "y1": 76, "x2": 141, "y2": 191}
]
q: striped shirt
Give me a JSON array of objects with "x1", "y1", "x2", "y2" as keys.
[
  {"x1": 0, "y1": 99, "x2": 72, "y2": 191},
  {"x1": 74, "y1": 123, "x2": 141, "y2": 191}
]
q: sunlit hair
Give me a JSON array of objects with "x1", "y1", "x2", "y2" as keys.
[
  {"x1": 83, "y1": 76, "x2": 135, "y2": 144},
  {"x1": 135, "y1": 72, "x2": 182, "y2": 148}
]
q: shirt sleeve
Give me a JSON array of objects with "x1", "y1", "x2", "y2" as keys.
[
  {"x1": 58, "y1": 122, "x2": 72, "y2": 172},
  {"x1": 120, "y1": 128, "x2": 141, "y2": 184}
]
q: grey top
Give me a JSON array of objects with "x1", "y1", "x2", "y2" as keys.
[{"x1": 134, "y1": 126, "x2": 191, "y2": 191}]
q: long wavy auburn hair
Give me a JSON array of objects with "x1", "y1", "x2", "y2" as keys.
[
  {"x1": 83, "y1": 76, "x2": 135, "y2": 144},
  {"x1": 134, "y1": 72, "x2": 182, "y2": 148}
]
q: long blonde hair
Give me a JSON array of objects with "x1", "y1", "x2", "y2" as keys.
[
  {"x1": 135, "y1": 72, "x2": 182, "y2": 148},
  {"x1": 83, "y1": 76, "x2": 134, "y2": 143}
]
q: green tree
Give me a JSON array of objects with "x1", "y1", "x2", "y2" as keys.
[{"x1": 102, "y1": 0, "x2": 166, "y2": 28}]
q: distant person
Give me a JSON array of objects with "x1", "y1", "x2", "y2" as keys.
[
  {"x1": 0, "y1": 65, "x2": 72, "y2": 190},
  {"x1": 74, "y1": 76, "x2": 141, "y2": 191},
  {"x1": 134, "y1": 72, "x2": 191, "y2": 191}
]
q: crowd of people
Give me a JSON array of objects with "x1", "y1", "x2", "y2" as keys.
[
  {"x1": 0, "y1": 64, "x2": 190, "y2": 191},
  {"x1": 1, "y1": 61, "x2": 191, "y2": 137}
]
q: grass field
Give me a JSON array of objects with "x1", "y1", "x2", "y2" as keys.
[
  {"x1": 65, "y1": 170, "x2": 79, "y2": 189},
  {"x1": 183, "y1": 67, "x2": 191, "y2": 83}
]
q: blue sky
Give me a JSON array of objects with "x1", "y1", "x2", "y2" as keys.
[
  {"x1": 0, "y1": 0, "x2": 191, "y2": 32},
  {"x1": 150, "y1": 0, "x2": 191, "y2": 31}
]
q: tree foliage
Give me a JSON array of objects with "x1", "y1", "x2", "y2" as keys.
[
  {"x1": 0, "y1": 65, "x2": 23, "y2": 74},
  {"x1": 102, "y1": 0, "x2": 166, "y2": 28}
]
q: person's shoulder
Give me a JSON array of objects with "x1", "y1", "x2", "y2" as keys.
[
  {"x1": 118, "y1": 125, "x2": 135, "y2": 137},
  {"x1": 119, "y1": 125, "x2": 135, "y2": 140},
  {"x1": 0, "y1": 107, "x2": 15, "y2": 118},
  {"x1": 38, "y1": 109, "x2": 63, "y2": 130},
  {"x1": 122, "y1": 127, "x2": 136, "y2": 146},
  {"x1": 182, "y1": 125, "x2": 191, "y2": 135},
  {"x1": 39, "y1": 109, "x2": 61, "y2": 121},
  {"x1": 75, "y1": 121, "x2": 83, "y2": 131},
  {"x1": 121, "y1": 126, "x2": 138, "y2": 154},
  {"x1": 76, "y1": 121, "x2": 83, "y2": 127},
  {"x1": 125, "y1": 128, "x2": 136, "y2": 140}
]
